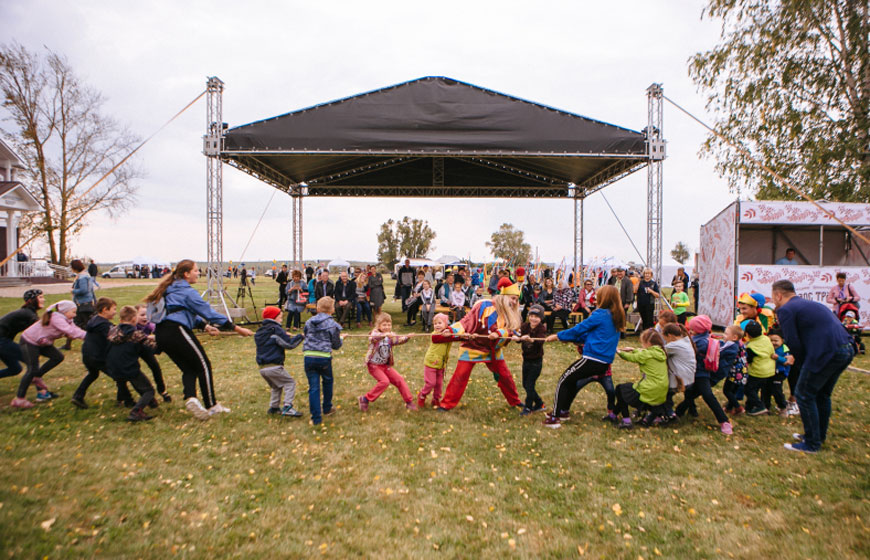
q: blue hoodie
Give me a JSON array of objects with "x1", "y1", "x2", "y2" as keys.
[
  {"x1": 161, "y1": 280, "x2": 231, "y2": 330},
  {"x1": 255, "y1": 319, "x2": 303, "y2": 365},
  {"x1": 556, "y1": 308, "x2": 619, "y2": 364},
  {"x1": 302, "y1": 313, "x2": 342, "y2": 357}
]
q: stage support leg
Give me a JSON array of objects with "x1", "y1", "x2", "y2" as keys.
[
  {"x1": 646, "y1": 83, "x2": 665, "y2": 290},
  {"x1": 573, "y1": 195, "x2": 584, "y2": 286},
  {"x1": 291, "y1": 189, "x2": 303, "y2": 272}
]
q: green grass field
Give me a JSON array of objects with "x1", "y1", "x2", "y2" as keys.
[{"x1": 0, "y1": 279, "x2": 868, "y2": 559}]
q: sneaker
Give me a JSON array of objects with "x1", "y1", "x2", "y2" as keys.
[
  {"x1": 787, "y1": 402, "x2": 800, "y2": 416},
  {"x1": 267, "y1": 407, "x2": 281, "y2": 415},
  {"x1": 209, "y1": 403, "x2": 231, "y2": 414},
  {"x1": 720, "y1": 422, "x2": 733, "y2": 435},
  {"x1": 601, "y1": 412, "x2": 618, "y2": 424},
  {"x1": 10, "y1": 397, "x2": 34, "y2": 409},
  {"x1": 792, "y1": 433, "x2": 804, "y2": 442},
  {"x1": 322, "y1": 408, "x2": 335, "y2": 416},
  {"x1": 747, "y1": 407, "x2": 769, "y2": 416},
  {"x1": 280, "y1": 406, "x2": 303, "y2": 417},
  {"x1": 35, "y1": 391, "x2": 52, "y2": 403},
  {"x1": 519, "y1": 406, "x2": 533, "y2": 416},
  {"x1": 556, "y1": 409, "x2": 571, "y2": 420},
  {"x1": 358, "y1": 395, "x2": 369, "y2": 412},
  {"x1": 784, "y1": 442, "x2": 817, "y2": 454},
  {"x1": 542, "y1": 414, "x2": 562, "y2": 429},
  {"x1": 416, "y1": 394, "x2": 426, "y2": 409},
  {"x1": 639, "y1": 414, "x2": 658, "y2": 427},
  {"x1": 617, "y1": 418, "x2": 633, "y2": 430},
  {"x1": 432, "y1": 398, "x2": 441, "y2": 408},
  {"x1": 436, "y1": 406, "x2": 449, "y2": 412},
  {"x1": 732, "y1": 406, "x2": 745, "y2": 416},
  {"x1": 529, "y1": 403, "x2": 546, "y2": 413},
  {"x1": 70, "y1": 396, "x2": 88, "y2": 409},
  {"x1": 161, "y1": 392, "x2": 172, "y2": 403},
  {"x1": 127, "y1": 409, "x2": 154, "y2": 422},
  {"x1": 405, "y1": 401, "x2": 418, "y2": 411},
  {"x1": 185, "y1": 397, "x2": 211, "y2": 421}
]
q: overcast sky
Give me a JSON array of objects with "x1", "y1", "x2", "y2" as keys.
[{"x1": 2, "y1": 0, "x2": 738, "y2": 267}]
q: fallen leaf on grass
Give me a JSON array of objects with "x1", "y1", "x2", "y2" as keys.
[
  {"x1": 612, "y1": 503, "x2": 623, "y2": 516},
  {"x1": 40, "y1": 518, "x2": 56, "y2": 531}
]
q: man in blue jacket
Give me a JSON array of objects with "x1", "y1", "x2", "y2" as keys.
[{"x1": 771, "y1": 280, "x2": 855, "y2": 453}]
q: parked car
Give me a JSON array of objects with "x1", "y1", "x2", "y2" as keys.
[{"x1": 102, "y1": 265, "x2": 136, "y2": 278}]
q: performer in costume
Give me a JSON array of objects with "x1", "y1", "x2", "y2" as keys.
[
  {"x1": 438, "y1": 279, "x2": 523, "y2": 411},
  {"x1": 734, "y1": 292, "x2": 774, "y2": 335}
]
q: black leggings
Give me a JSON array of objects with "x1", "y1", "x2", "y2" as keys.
[
  {"x1": 17, "y1": 342, "x2": 64, "y2": 398},
  {"x1": 551, "y1": 357, "x2": 610, "y2": 414},
  {"x1": 155, "y1": 321, "x2": 216, "y2": 408},
  {"x1": 638, "y1": 303, "x2": 656, "y2": 332},
  {"x1": 141, "y1": 347, "x2": 166, "y2": 394},
  {"x1": 75, "y1": 358, "x2": 133, "y2": 402},
  {"x1": 675, "y1": 377, "x2": 728, "y2": 424}
]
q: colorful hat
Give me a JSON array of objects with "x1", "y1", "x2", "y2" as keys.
[
  {"x1": 750, "y1": 293, "x2": 767, "y2": 308},
  {"x1": 262, "y1": 306, "x2": 281, "y2": 320},
  {"x1": 499, "y1": 280, "x2": 521, "y2": 297},
  {"x1": 737, "y1": 292, "x2": 758, "y2": 307}
]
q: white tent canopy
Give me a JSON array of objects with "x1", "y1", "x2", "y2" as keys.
[
  {"x1": 437, "y1": 255, "x2": 462, "y2": 264},
  {"x1": 327, "y1": 258, "x2": 351, "y2": 268}
]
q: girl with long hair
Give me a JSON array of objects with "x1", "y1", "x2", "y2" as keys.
[
  {"x1": 145, "y1": 259, "x2": 253, "y2": 420},
  {"x1": 543, "y1": 285, "x2": 624, "y2": 428},
  {"x1": 437, "y1": 284, "x2": 524, "y2": 411}
]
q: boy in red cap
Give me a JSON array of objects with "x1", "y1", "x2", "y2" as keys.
[{"x1": 255, "y1": 306, "x2": 304, "y2": 417}]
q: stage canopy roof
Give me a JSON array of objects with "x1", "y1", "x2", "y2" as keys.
[{"x1": 221, "y1": 76, "x2": 649, "y2": 198}]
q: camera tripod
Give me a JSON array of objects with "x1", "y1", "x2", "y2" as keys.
[{"x1": 236, "y1": 280, "x2": 259, "y2": 319}]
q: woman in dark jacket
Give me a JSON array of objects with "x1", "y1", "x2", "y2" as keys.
[
  {"x1": 636, "y1": 268, "x2": 660, "y2": 332},
  {"x1": 367, "y1": 265, "x2": 386, "y2": 315}
]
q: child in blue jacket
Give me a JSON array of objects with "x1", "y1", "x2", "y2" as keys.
[
  {"x1": 303, "y1": 297, "x2": 343, "y2": 425},
  {"x1": 255, "y1": 306, "x2": 304, "y2": 417}
]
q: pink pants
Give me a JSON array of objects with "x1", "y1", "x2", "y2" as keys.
[
  {"x1": 365, "y1": 363, "x2": 413, "y2": 403},
  {"x1": 419, "y1": 366, "x2": 444, "y2": 402}
]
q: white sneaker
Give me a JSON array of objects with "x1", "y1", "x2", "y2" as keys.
[
  {"x1": 787, "y1": 402, "x2": 800, "y2": 416},
  {"x1": 208, "y1": 403, "x2": 231, "y2": 415},
  {"x1": 185, "y1": 397, "x2": 211, "y2": 421}
]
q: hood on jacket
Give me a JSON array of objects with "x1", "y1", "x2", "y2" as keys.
[{"x1": 306, "y1": 313, "x2": 341, "y2": 332}]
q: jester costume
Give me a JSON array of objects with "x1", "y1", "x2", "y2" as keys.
[{"x1": 439, "y1": 298, "x2": 522, "y2": 410}]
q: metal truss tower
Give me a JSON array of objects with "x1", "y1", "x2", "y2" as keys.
[
  {"x1": 203, "y1": 77, "x2": 233, "y2": 315},
  {"x1": 573, "y1": 189, "x2": 584, "y2": 285},
  {"x1": 646, "y1": 84, "x2": 666, "y2": 285},
  {"x1": 291, "y1": 183, "x2": 304, "y2": 272}
]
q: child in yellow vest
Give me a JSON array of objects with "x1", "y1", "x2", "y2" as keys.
[
  {"x1": 416, "y1": 313, "x2": 454, "y2": 408},
  {"x1": 743, "y1": 320, "x2": 777, "y2": 416}
]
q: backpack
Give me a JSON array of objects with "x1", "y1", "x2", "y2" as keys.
[{"x1": 704, "y1": 337, "x2": 720, "y2": 372}]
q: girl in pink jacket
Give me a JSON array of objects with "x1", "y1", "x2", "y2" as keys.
[{"x1": 11, "y1": 301, "x2": 86, "y2": 409}]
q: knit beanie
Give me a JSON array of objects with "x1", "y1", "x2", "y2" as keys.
[
  {"x1": 52, "y1": 300, "x2": 77, "y2": 314},
  {"x1": 262, "y1": 306, "x2": 281, "y2": 321},
  {"x1": 688, "y1": 314, "x2": 712, "y2": 334}
]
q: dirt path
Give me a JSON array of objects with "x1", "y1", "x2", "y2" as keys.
[{"x1": 0, "y1": 278, "x2": 159, "y2": 298}]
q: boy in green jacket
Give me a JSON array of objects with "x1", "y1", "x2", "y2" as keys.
[
  {"x1": 743, "y1": 320, "x2": 777, "y2": 416},
  {"x1": 613, "y1": 329, "x2": 669, "y2": 429}
]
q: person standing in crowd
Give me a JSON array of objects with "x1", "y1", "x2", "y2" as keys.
[
  {"x1": 826, "y1": 272, "x2": 860, "y2": 315},
  {"x1": 355, "y1": 270, "x2": 373, "y2": 328},
  {"x1": 520, "y1": 273, "x2": 539, "y2": 322},
  {"x1": 367, "y1": 265, "x2": 386, "y2": 316},
  {"x1": 0, "y1": 289, "x2": 44, "y2": 382},
  {"x1": 284, "y1": 270, "x2": 307, "y2": 331},
  {"x1": 612, "y1": 268, "x2": 635, "y2": 319},
  {"x1": 305, "y1": 263, "x2": 315, "y2": 283},
  {"x1": 635, "y1": 268, "x2": 660, "y2": 332},
  {"x1": 771, "y1": 280, "x2": 855, "y2": 453},
  {"x1": 314, "y1": 270, "x2": 334, "y2": 302},
  {"x1": 87, "y1": 259, "x2": 98, "y2": 278},
  {"x1": 145, "y1": 259, "x2": 253, "y2": 421},
  {"x1": 333, "y1": 271, "x2": 356, "y2": 325},
  {"x1": 275, "y1": 264, "x2": 289, "y2": 308},
  {"x1": 775, "y1": 248, "x2": 799, "y2": 265},
  {"x1": 671, "y1": 267, "x2": 689, "y2": 288},
  {"x1": 691, "y1": 276, "x2": 700, "y2": 313},
  {"x1": 396, "y1": 259, "x2": 416, "y2": 312}
]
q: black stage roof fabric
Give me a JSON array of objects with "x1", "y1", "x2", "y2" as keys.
[{"x1": 222, "y1": 77, "x2": 648, "y2": 198}]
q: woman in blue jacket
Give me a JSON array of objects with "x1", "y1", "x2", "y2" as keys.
[
  {"x1": 144, "y1": 260, "x2": 252, "y2": 420},
  {"x1": 542, "y1": 285, "x2": 624, "y2": 428}
]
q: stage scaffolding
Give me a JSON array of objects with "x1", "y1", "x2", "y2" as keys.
[{"x1": 203, "y1": 77, "x2": 666, "y2": 307}]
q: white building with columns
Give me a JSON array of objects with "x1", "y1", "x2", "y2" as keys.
[{"x1": 0, "y1": 137, "x2": 42, "y2": 277}]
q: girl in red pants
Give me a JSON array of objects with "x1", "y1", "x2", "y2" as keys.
[
  {"x1": 437, "y1": 282, "x2": 523, "y2": 411},
  {"x1": 359, "y1": 313, "x2": 417, "y2": 411}
]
